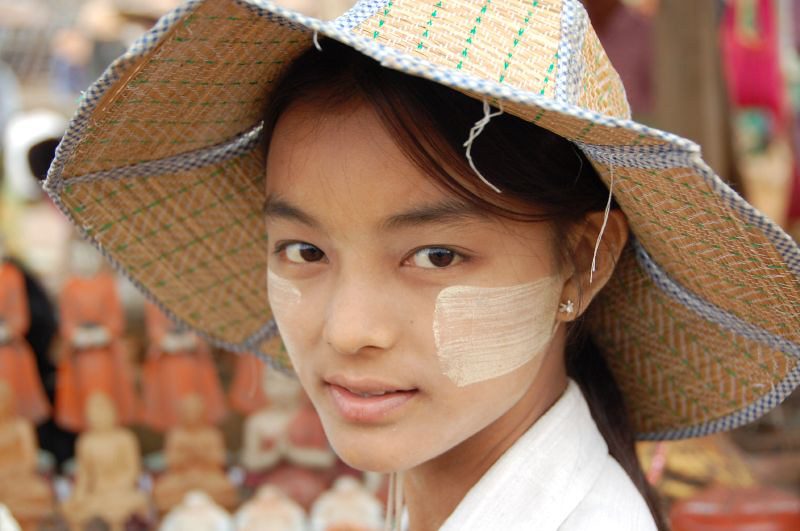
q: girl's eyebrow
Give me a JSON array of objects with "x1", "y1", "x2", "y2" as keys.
[
  {"x1": 264, "y1": 195, "x2": 486, "y2": 231},
  {"x1": 263, "y1": 195, "x2": 322, "y2": 229},
  {"x1": 381, "y1": 198, "x2": 489, "y2": 231}
]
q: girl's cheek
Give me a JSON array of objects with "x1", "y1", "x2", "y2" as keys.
[
  {"x1": 267, "y1": 269, "x2": 305, "y2": 361},
  {"x1": 432, "y1": 275, "x2": 562, "y2": 387}
]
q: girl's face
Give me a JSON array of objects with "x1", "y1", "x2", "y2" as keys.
[{"x1": 265, "y1": 100, "x2": 570, "y2": 473}]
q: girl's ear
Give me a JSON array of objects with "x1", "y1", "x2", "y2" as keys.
[{"x1": 557, "y1": 209, "x2": 629, "y2": 322}]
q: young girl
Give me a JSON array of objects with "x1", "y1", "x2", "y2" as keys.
[{"x1": 45, "y1": 1, "x2": 800, "y2": 529}]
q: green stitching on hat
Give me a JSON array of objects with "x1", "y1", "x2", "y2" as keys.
[
  {"x1": 539, "y1": 54, "x2": 557, "y2": 95},
  {"x1": 215, "y1": 305, "x2": 271, "y2": 337},
  {"x1": 417, "y1": 1, "x2": 442, "y2": 50},
  {"x1": 457, "y1": 1, "x2": 491, "y2": 70},
  {"x1": 576, "y1": 122, "x2": 596, "y2": 141},
  {"x1": 599, "y1": 265, "x2": 769, "y2": 426},
  {"x1": 373, "y1": 0, "x2": 394, "y2": 39},
  {"x1": 499, "y1": 1, "x2": 539, "y2": 83},
  {"x1": 136, "y1": 210, "x2": 261, "y2": 274},
  {"x1": 107, "y1": 117, "x2": 252, "y2": 126},
  {"x1": 171, "y1": 259, "x2": 264, "y2": 305},
  {"x1": 614, "y1": 169, "x2": 800, "y2": 323}
]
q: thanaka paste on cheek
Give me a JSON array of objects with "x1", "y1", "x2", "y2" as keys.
[
  {"x1": 267, "y1": 269, "x2": 302, "y2": 308},
  {"x1": 267, "y1": 269, "x2": 302, "y2": 357},
  {"x1": 432, "y1": 276, "x2": 562, "y2": 386}
]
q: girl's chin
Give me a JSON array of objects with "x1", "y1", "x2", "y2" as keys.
[{"x1": 327, "y1": 435, "x2": 427, "y2": 474}]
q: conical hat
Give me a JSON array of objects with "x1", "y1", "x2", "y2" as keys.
[{"x1": 45, "y1": 0, "x2": 800, "y2": 439}]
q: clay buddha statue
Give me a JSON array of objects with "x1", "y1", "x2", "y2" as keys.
[
  {"x1": 309, "y1": 477, "x2": 384, "y2": 531},
  {"x1": 153, "y1": 394, "x2": 238, "y2": 513},
  {"x1": 0, "y1": 381, "x2": 54, "y2": 530},
  {"x1": 240, "y1": 365, "x2": 302, "y2": 473},
  {"x1": 285, "y1": 393, "x2": 337, "y2": 470},
  {"x1": 240, "y1": 365, "x2": 336, "y2": 510},
  {"x1": 160, "y1": 490, "x2": 234, "y2": 531},
  {"x1": 233, "y1": 485, "x2": 306, "y2": 531},
  {"x1": 228, "y1": 352, "x2": 269, "y2": 417},
  {"x1": 60, "y1": 392, "x2": 148, "y2": 531},
  {"x1": 0, "y1": 241, "x2": 50, "y2": 424},
  {"x1": 140, "y1": 303, "x2": 226, "y2": 432},
  {"x1": 54, "y1": 239, "x2": 139, "y2": 432}
]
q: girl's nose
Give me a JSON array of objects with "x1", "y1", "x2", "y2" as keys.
[{"x1": 322, "y1": 274, "x2": 398, "y2": 356}]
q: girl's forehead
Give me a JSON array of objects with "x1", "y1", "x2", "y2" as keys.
[
  {"x1": 265, "y1": 98, "x2": 548, "y2": 227},
  {"x1": 265, "y1": 101, "x2": 452, "y2": 216}
]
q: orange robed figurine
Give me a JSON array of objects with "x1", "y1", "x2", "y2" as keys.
[
  {"x1": 140, "y1": 303, "x2": 226, "y2": 431},
  {"x1": 0, "y1": 260, "x2": 50, "y2": 424},
  {"x1": 228, "y1": 352, "x2": 269, "y2": 416},
  {"x1": 54, "y1": 240, "x2": 139, "y2": 432}
]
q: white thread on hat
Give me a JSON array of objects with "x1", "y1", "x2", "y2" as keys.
[
  {"x1": 463, "y1": 99, "x2": 504, "y2": 194},
  {"x1": 590, "y1": 166, "x2": 615, "y2": 285},
  {"x1": 312, "y1": 29, "x2": 323, "y2": 51}
]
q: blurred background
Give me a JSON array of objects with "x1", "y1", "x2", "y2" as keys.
[{"x1": 1, "y1": 1, "x2": 800, "y2": 530}]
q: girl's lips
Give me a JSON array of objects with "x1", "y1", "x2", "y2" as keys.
[{"x1": 326, "y1": 383, "x2": 418, "y2": 423}]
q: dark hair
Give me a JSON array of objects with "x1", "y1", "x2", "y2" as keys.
[
  {"x1": 263, "y1": 39, "x2": 666, "y2": 529},
  {"x1": 28, "y1": 137, "x2": 62, "y2": 182}
]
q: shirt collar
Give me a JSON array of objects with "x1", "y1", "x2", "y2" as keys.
[{"x1": 439, "y1": 380, "x2": 609, "y2": 530}]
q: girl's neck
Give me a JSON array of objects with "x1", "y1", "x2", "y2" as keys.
[{"x1": 402, "y1": 357, "x2": 568, "y2": 531}]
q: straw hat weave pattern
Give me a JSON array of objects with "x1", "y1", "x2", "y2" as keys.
[{"x1": 45, "y1": 0, "x2": 800, "y2": 440}]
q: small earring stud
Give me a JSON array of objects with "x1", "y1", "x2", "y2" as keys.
[{"x1": 559, "y1": 300, "x2": 575, "y2": 315}]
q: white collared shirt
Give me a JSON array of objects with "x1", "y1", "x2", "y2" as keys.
[{"x1": 436, "y1": 380, "x2": 657, "y2": 530}]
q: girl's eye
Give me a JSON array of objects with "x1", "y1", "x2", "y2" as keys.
[
  {"x1": 411, "y1": 247, "x2": 463, "y2": 269},
  {"x1": 283, "y1": 242, "x2": 326, "y2": 264}
]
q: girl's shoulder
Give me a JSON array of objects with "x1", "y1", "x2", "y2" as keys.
[{"x1": 560, "y1": 454, "x2": 657, "y2": 531}]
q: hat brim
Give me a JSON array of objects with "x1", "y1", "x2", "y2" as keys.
[{"x1": 45, "y1": 0, "x2": 800, "y2": 439}]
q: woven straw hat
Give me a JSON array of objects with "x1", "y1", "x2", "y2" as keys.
[{"x1": 45, "y1": 0, "x2": 800, "y2": 440}]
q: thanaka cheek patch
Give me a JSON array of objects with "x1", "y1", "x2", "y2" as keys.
[
  {"x1": 267, "y1": 270, "x2": 302, "y2": 359},
  {"x1": 267, "y1": 269, "x2": 302, "y2": 309},
  {"x1": 432, "y1": 276, "x2": 562, "y2": 387}
]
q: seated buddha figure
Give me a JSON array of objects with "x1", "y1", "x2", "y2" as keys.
[
  {"x1": 61, "y1": 392, "x2": 148, "y2": 531},
  {"x1": 240, "y1": 366, "x2": 302, "y2": 474},
  {"x1": 286, "y1": 393, "x2": 337, "y2": 470},
  {"x1": 233, "y1": 485, "x2": 307, "y2": 531},
  {"x1": 310, "y1": 477, "x2": 384, "y2": 531},
  {"x1": 54, "y1": 240, "x2": 138, "y2": 432},
  {"x1": 0, "y1": 258, "x2": 50, "y2": 424},
  {"x1": 0, "y1": 381, "x2": 53, "y2": 530},
  {"x1": 153, "y1": 394, "x2": 238, "y2": 513},
  {"x1": 240, "y1": 366, "x2": 336, "y2": 510},
  {"x1": 140, "y1": 303, "x2": 226, "y2": 432}
]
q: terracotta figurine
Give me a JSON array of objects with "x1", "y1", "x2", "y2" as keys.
[
  {"x1": 0, "y1": 381, "x2": 53, "y2": 530},
  {"x1": 61, "y1": 392, "x2": 148, "y2": 531},
  {"x1": 228, "y1": 353, "x2": 269, "y2": 417},
  {"x1": 153, "y1": 394, "x2": 238, "y2": 513},
  {"x1": 239, "y1": 364, "x2": 337, "y2": 510},
  {"x1": 54, "y1": 240, "x2": 138, "y2": 432},
  {"x1": 0, "y1": 256, "x2": 50, "y2": 424},
  {"x1": 140, "y1": 303, "x2": 226, "y2": 432},
  {"x1": 285, "y1": 393, "x2": 337, "y2": 470},
  {"x1": 240, "y1": 365, "x2": 302, "y2": 473}
]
